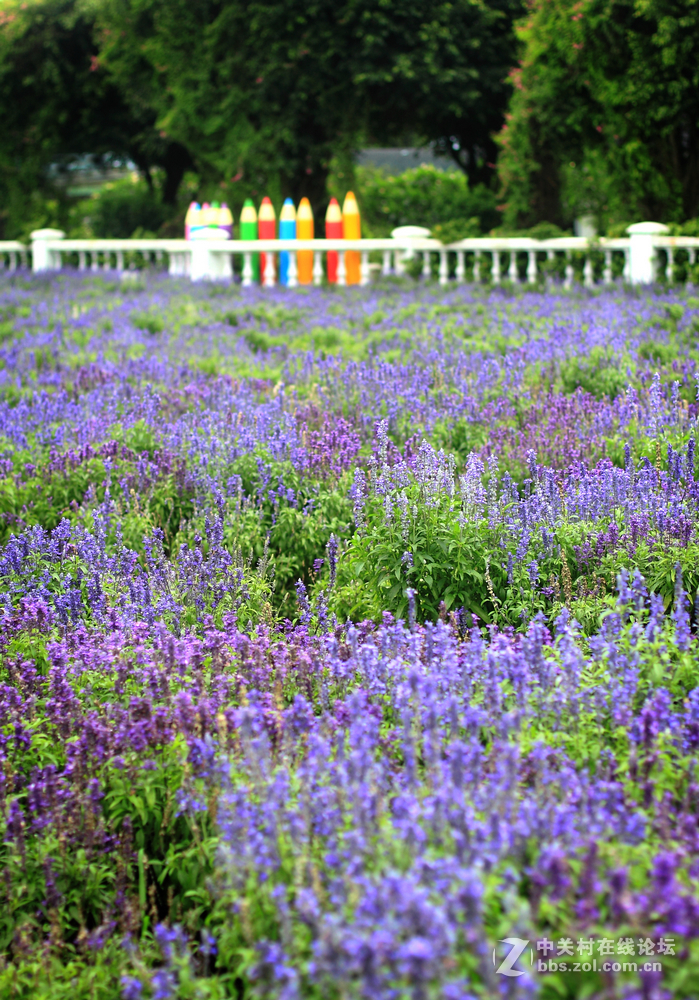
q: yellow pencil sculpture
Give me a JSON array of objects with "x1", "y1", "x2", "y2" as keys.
[
  {"x1": 297, "y1": 197, "x2": 314, "y2": 284},
  {"x1": 342, "y1": 191, "x2": 361, "y2": 285}
]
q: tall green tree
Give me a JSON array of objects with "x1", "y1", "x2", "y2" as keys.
[
  {"x1": 0, "y1": 0, "x2": 192, "y2": 237},
  {"x1": 497, "y1": 0, "x2": 699, "y2": 228},
  {"x1": 356, "y1": 0, "x2": 524, "y2": 187},
  {"x1": 93, "y1": 0, "x2": 523, "y2": 216}
]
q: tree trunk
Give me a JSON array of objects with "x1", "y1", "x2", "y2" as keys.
[
  {"x1": 161, "y1": 142, "x2": 195, "y2": 205},
  {"x1": 529, "y1": 144, "x2": 565, "y2": 228}
]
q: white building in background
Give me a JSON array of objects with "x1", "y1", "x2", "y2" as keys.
[{"x1": 356, "y1": 148, "x2": 459, "y2": 174}]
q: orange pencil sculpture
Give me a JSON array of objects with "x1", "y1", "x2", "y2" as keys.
[
  {"x1": 342, "y1": 191, "x2": 361, "y2": 285},
  {"x1": 258, "y1": 197, "x2": 276, "y2": 285},
  {"x1": 297, "y1": 197, "x2": 314, "y2": 284},
  {"x1": 325, "y1": 198, "x2": 343, "y2": 283}
]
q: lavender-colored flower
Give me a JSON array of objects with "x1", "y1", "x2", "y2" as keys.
[
  {"x1": 120, "y1": 977, "x2": 143, "y2": 1000},
  {"x1": 327, "y1": 533, "x2": 338, "y2": 589}
]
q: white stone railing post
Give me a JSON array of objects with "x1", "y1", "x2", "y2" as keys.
[
  {"x1": 391, "y1": 226, "x2": 432, "y2": 280},
  {"x1": 190, "y1": 240, "x2": 216, "y2": 281},
  {"x1": 31, "y1": 229, "x2": 65, "y2": 272},
  {"x1": 627, "y1": 222, "x2": 668, "y2": 284}
]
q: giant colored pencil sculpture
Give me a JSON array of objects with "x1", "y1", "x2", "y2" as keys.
[
  {"x1": 240, "y1": 199, "x2": 259, "y2": 282},
  {"x1": 297, "y1": 197, "x2": 314, "y2": 284},
  {"x1": 184, "y1": 201, "x2": 200, "y2": 240},
  {"x1": 279, "y1": 198, "x2": 296, "y2": 286},
  {"x1": 258, "y1": 197, "x2": 276, "y2": 284},
  {"x1": 342, "y1": 191, "x2": 361, "y2": 284},
  {"x1": 325, "y1": 198, "x2": 343, "y2": 283},
  {"x1": 219, "y1": 203, "x2": 233, "y2": 239},
  {"x1": 199, "y1": 203, "x2": 214, "y2": 234}
]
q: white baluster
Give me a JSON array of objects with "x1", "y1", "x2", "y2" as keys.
[
  {"x1": 337, "y1": 251, "x2": 346, "y2": 286},
  {"x1": 473, "y1": 251, "x2": 481, "y2": 283},
  {"x1": 527, "y1": 250, "x2": 537, "y2": 284},
  {"x1": 583, "y1": 255, "x2": 594, "y2": 288},
  {"x1": 156, "y1": 250, "x2": 163, "y2": 264},
  {"x1": 623, "y1": 248, "x2": 631, "y2": 283},
  {"x1": 689, "y1": 248, "x2": 696, "y2": 288},
  {"x1": 546, "y1": 249, "x2": 554, "y2": 284},
  {"x1": 456, "y1": 251, "x2": 465, "y2": 284},
  {"x1": 492, "y1": 251, "x2": 501, "y2": 285},
  {"x1": 666, "y1": 248, "x2": 674, "y2": 284},
  {"x1": 603, "y1": 250, "x2": 612, "y2": 285},
  {"x1": 242, "y1": 253, "x2": 253, "y2": 287},
  {"x1": 91, "y1": 253, "x2": 99, "y2": 272},
  {"x1": 103, "y1": 252, "x2": 112, "y2": 272},
  {"x1": 422, "y1": 251, "x2": 431, "y2": 279},
  {"x1": 565, "y1": 252, "x2": 573, "y2": 289},
  {"x1": 382, "y1": 250, "x2": 392, "y2": 276},
  {"x1": 220, "y1": 252, "x2": 233, "y2": 280},
  {"x1": 20, "y1": 252, "x2": 27, "y2": 269},
  {"x1": 79, "y1": 251, "x2": 86, "y2": 272},
  {"x1": 313, "y1": 251, "x2": 323, "y2": 286},
  {"x1": 263, "y1": 251, "x2": 275, "y2": 287},
  {"x1": 9, "y1": 252, "x2": 17, "y2": 272},
  {"x1": 116, "y1": 251, "x2": 124, "y2": 272},
  {"x1": 287, "y1": 250, "x2": 298, "y2": 288},
  {"x1": 439, "y1": 251, "x2": 448, "y2": 286},
  {"x1": 360, "y1": 251, "x2": 370, "y2": 286},
  {"x1": 508, "y1": 250, "x2": 518, "y2": 283}
]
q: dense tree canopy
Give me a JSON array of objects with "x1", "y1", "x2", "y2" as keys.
[
  {"x1": 497, "y1": 0, "x2": 699, "y2": 229},
  {"x1": 0, "y1": 0, "x2": 194, "y2": 236},
  {"x1": 92, "y1": 0, "x2": 523, "y2": 216},
  {"x1": 3, "y1": 0, "x2": 698, "y2": 235}
]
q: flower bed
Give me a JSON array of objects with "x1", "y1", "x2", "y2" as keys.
[{"x1": 1, "y1": 272, "x2": 699, "y2": 998}]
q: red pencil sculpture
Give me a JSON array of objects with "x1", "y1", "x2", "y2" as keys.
[
  {"x1": 258, "y1": 197, "x2": 276, "y2": 285},
  {"x1": 325, "y1": 198, "x2": 343, "y2": 283}
]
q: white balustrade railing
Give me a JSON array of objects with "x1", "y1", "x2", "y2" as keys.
[
  {"x1": 0, "y1": 241, "x2": 29, "y2": 272},
  {"x1": 0, "y1": 224, "x2": 693, "y2": 288}
]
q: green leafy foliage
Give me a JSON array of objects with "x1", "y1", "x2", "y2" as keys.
[
  {"x1": 353, "y1": 164, "x2": 500, "y2": 238},
  {"x1": 496, "y1": 0, "x2": 699, "y2": 229}
]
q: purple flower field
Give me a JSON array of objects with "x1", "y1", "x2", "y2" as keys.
[{"x1": 1, "y1": 271, "x2": 699, "y2": 999}]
